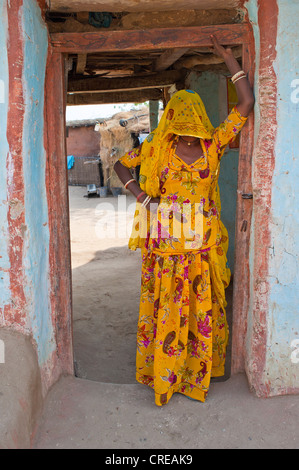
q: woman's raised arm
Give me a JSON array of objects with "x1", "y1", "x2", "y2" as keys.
[{"x1": 210, "y1": 34, "x2": 255, "y2": 117}]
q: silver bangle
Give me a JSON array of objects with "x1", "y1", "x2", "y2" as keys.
[
  {"x1": 231, "y1": 70, "x2": 246, "y2": 83},
  {"x1": 141, "y1": 195, "x2": 151, "y2": 207},
  {"x1": 233, "y1": 75, "x2": 247, "y2": 84}
]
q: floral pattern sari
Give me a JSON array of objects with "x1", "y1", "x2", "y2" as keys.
[{"x1": 119, "y1": 90, "x2": 248, "y2": 405}]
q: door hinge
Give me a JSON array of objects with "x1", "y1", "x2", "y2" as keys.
[{"x1": 241, "y1": 193, "x2": 253, "y2": 199}]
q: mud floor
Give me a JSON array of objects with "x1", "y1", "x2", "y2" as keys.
[{"x1": 69, "y1": 186, "x2": 233, "y2": 385}]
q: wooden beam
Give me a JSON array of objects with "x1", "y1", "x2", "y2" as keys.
[
  {"x1": 51, "y1": 24, "x2": 250, "y2": 53},
  {"x1": 231, "y1": 42, "x2": 255, "y2": 374},
  {"x1": 49, "y1": 1, "x2": 239, "y2": 13},
  {"x1": 155, "y1": 48, "x2": 189, "y2": 71},
  {"x1": 76, "y1": 54, "x2": 87, "y2": 74},
  {"x1": 44, "y1": 51, "x2": 74, "y2": 375},
  {"x1": 68, "y1": 70, "x2": 185, "y2": 93},
  {"x1": 86, "y1": 59, "x2": 153, "y2": 66},
  {"x1": 174, "y1": 45, "x2": 242, "y2": 69},
  {"x1": 67, "y1": 88, "x2": 163, "y2": 105}
]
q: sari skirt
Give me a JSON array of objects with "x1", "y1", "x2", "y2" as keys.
[{"x1": 136, "y1": 246, "x2": 230, "y2": 406}]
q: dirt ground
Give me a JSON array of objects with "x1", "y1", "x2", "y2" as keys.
[{"x1": 69, "y1": 186, "x2": 141, "y2": 383}]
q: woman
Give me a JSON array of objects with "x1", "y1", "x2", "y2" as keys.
[{"x1": 114, "y1": 36, "x2": 254, "y2": 406}]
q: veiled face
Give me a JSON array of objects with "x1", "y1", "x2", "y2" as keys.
[{"x1": 160, "y1": 89, "x2": 215, "y2": 141}]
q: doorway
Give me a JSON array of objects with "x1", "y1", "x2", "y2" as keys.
[
  {"x1": 45, "y1": 22, "x2": 254, "y2": 382},
  {"x1": 67, "y1": 106, "x2": 155, "y2": 383}
]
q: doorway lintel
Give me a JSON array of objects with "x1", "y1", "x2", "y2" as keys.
[{"x1": 50, "y1": 24, "x2": 250, "y2": 53}]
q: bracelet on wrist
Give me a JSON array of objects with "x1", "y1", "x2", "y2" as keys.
[
  {"x1": 124, "y1": 178, "x2": 136, "y2": 189},
  {"x1": 233, "y1": 74, "x2": 247, "y2": 84},
  {"x1": 231, "y1": 70, "x2": 246, "y2": 84},
  {"x1": 141, "y1": 195, "x2": 151, "y2": 208},
  {"x1": 136, "y1": 191, "x2": 146, "y2": 202}
]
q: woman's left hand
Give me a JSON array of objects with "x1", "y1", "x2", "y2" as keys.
[
  {"x1": 146, "y1": 197, "x2": 160, "y2": 212},
  {"x1": 210, "y1": 34, "x2": 233, "y2": 60},
  {"x1": 210, "y1": 34, "x2": 254, "y2": 117}
]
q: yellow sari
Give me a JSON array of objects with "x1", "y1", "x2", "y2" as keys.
[{"x1": 119, "y1": 90, "x2": 248, "y2": 405}]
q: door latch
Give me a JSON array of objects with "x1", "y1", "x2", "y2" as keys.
[
  {"x1": 241, "y1": 193, "x2": 253, "y2": 199},
  {"x1": 240, "y1": 220, "x2": 248, "y2": 232}
]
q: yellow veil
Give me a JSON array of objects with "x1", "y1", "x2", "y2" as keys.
[
  {"x1": 139, "y1": 89, "x2": 215, "y2": 198},
  {"x1": 128, "y1": 89, "x2": 225, "y2": 252}
]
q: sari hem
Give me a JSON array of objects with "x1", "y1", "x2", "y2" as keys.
[{"x1": 136, "y1": 372, "x2": 207, "y2": 406}]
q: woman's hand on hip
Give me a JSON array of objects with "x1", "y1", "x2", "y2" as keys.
[{"x1": 146, "y1": 197, "x2": 160, "y2": 212}]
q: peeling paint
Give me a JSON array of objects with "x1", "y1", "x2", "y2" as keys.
[
  {"x1": 267, "y1": 0, "x2": 299, "y2": 391},
  {"x1": 245, "y1": 0, "x2": 299, "y2": 396},
  {"x1": 4, "y1": 0, "x2": 28, "y2": 330},
  {"x1": 244, "y1": 0, "x2": 277, "y2": 396},
  {"x1": 0, "y1": 1, "x2": 11, "y2": 312},
  {"x1": 22, "y1": 0, "x2": 53, "y2": 366},
  {"x1": 8, "y1": 199, "x2": 25, "y2": 220}
]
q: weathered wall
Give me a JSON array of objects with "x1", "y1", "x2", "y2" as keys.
[
  {"x1": 0, "y1": 1, "x2": 10, "y2": 315},
  {"x1": 265, "y1": 0, "x2": 299, "y2": 394},
  {"x1": 0, "y1": 0, "x2": 56, "y2": 448},
  {"x1": 0, "y1": 0, "x2": 60, "y2": 398},
  {"x1": 22, "y1": 0, "x2": 55, "y2": 376},
  {"x1": 67, "y1": 126, "x2": 100, "y2": 157},
  {"x1": 244, "y1": 0, "x2": 299, "y2": 396}
]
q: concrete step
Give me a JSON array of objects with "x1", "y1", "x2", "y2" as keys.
[{"x1": 32, "y1": 373, "x2": 299, "y2": 449}]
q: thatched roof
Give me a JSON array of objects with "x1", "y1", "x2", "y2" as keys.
[
  {"x1": 66, "y1": 107, "x2": 161, "y2": 131},
  {"x1": 66, "y1": 118, "x2": 105, "y2": 128},
  {"x1": 94, "y1": 107, "x2": 157, "y2": 134}
]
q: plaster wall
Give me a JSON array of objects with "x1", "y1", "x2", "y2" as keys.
[
  {"x1": 0, "y1": 0, "x2": 57, "y2": 395},
  {"x1": 0, "y1": 0, "x2": 50, "y2": 447},
  {"x1": 0, "y1": 1, "x2": 10, "y2": 312},
  {"x1": 267, "y1": 0, "x2": 299, "y2": 393},
  {"x1": 22, "y1": 0, "x2": 55, "y2": 371},
  {"x1": 67, "y1": 126, "x2": 101, "y2": 158},
  {"x1": 245, "y1": 0, "x2": 299, "y2": 395}
]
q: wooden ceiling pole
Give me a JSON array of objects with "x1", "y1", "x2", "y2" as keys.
[
  {"x1": 68, "y1": 70, "x2": 185, "y2": 93},
  {"x1": 154, "y1": 48, "x2": 189, "y2": 72},
  {"x1": 76, "y1": 54, "x2": 87, "y2": 74},
  {"x1": 67, "y1": 88, "x2": 163, "y2": 105},
  {"x1": 50, "y1": 24, "x2": 249, "y2": 53}
]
